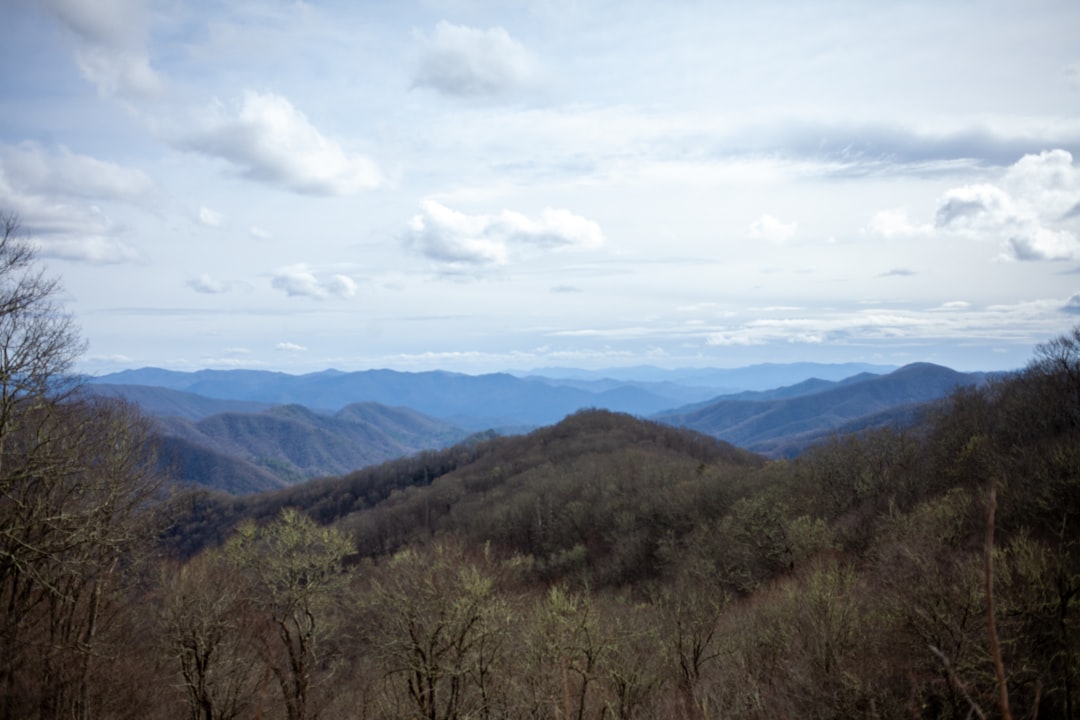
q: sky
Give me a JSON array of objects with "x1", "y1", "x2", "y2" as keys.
[{"x1": 2, "y1": 0, "x2": 1080, "y2": 376}]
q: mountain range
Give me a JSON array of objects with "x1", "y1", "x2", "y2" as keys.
[
  {"x1": 655, "y1": 362, "x2": 987, "y2": 456},
  {"x1": 85, "y1": 361, "x2": 989, "y2": 493},
  {"x1": 87, "y1": 362, "x2": 897, "y2": 429}
]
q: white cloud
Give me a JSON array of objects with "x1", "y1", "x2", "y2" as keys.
[
  {"x1": 200, "y1": 356, "x2": 267, "y2": 368},
  {"x1": 198, "y1": 207, "x2": 223, "y2": 227},
  {"x1": 865, "y1": 209, "x2": 931, "y2": 238},
  {"x1": 404, "y1": 200, "x2": 605, "y2": 268},
  {"x1": 406, "y1": 202, "x2": 507, "y2": 266},
  {"x1": 276, "y1": 342, "x2": 308, "y2": 352},
  {"x1": 0, "y1": 142, "x2": 156, "y2": 205},
  {"x1": 1001, "y1": 148, "x2": 1080, "y2": 218},
  {"x1": 935, "y1": 183, "x2": 1013, "y2": 227},
  {"x1": 271, "y1": 263, "x2": 358, "y2": 299},
  {"x1": 1064, "y1": 293, "x2": 1080, "y2": 315},
  {"x1": 703, "y1": 299, "x2": 1069, "y2": 352},
  {"x1": 30, "y1": 234, "x2": 139, "y2": 264},
  {"x1": 0, "y1": 142, "x2": 154, "y2": 264},
  {"x1": 934, "y1": 149, "x2": 1080, "y2": 261},
  {"x1": 0, "y1": 189, "x2": 133, "y2": 264},
  {"x1": 180, "y1": 91, "x2": 382, "y2": 196},
  {"x1": 1005, "y1": 228, "x2": 1079, "y2": 262},
  {"x1": 250, "y1": 225, "x2": 272, "y2": 240},
  {"x1": 40, "y1": 0, "x2": 161, "y2": 98},
  {"x1": 186, "y1": 274, "x2": 230, "y2": 294},
  {"x1": 706, "y1": 313, "x2": 920, "y2": 348},
  {"x1": 704, "y1": 332, "x2": 765, "y2": 347},
  {"x1": 708, "y1": 327, "x2": 826, "y2": 346},
  {"x1": 414, "y1": 21, "x2": 540, "y2": 97},
  {"x1": 0, "y1": 184, "x2": 108, "y2": 243},
  {"x1": 747, "y1": 213, "x2": 797, "y2": 244}
]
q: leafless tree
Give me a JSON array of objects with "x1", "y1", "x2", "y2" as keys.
[{"x1": 0, "y1": 212, "x2": 161, "y2": 719}]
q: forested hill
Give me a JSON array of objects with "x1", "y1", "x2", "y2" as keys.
[
  {"x1": 83, "y1": 383, "x2": 473, "y2": 492},
  {"x1": 162, "y1": 409, "x2": 764, "y2": 560},
  {"x1": 154, "y1": 401, "x2": 469, "y2": 491}
]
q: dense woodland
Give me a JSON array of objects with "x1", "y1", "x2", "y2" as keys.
[{"x1": 2, "y1": 209, "x2": 1080, "y2": 719}]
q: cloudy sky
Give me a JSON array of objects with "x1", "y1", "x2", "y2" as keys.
[{"x1": 3, "y1": 0, "x2": 1080, "y2": 375}]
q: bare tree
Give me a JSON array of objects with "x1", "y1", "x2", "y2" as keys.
[
  {"x1": 365, "y1": 541, "x2": 512, "y2": 720},
  {"x1": 159, "y1": 551, "x2": 265, "y2": 720},
  {"x1": 0, "y1": 212, "x2": 83, "y2": 443},
  {"x1": 224, "y1": 508, "x2": 355, "y2": 720},
  {"x1": 0, "y1": 212, "x2": 161, "y2": 719}
]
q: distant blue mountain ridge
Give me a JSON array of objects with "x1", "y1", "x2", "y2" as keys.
[
  {"x1": 653, "y1": 362, "x2": 990, "y2": 457},
  {"x1": 87, "y1": 361, "x2": 899, "y2": 430},
  {"x1": 82, "y1": 361, "x2": 990, "y2": 493}
]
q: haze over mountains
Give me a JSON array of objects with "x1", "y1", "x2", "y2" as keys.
[
  {"x1": 656, "y1": 362, "x2": 987, "y2": 456},
  {"x1": 86, "y1": 360, "x2": 988, "y2": 493},
  {"x1": 89, "y1": 362, "x2": 896, "y2": 425}
]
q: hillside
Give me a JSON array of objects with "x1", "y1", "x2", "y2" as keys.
[
  {"x1": 339, "y1": 409, "x2": 766, "y2": 576},
  {"x1": 655, "y1": 362, "x2": 983, "y2": 455},
  {"x1": 163, "y1": 409, "x2": 764, "y2": 560},
  {"x1": 153, "y1": 401, "x2": 469, "y2": 491},
  {"x1": 155, "y1": 435, "x2": 290, "y2": 495}
]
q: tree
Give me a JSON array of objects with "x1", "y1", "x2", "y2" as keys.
[
  {"x1": 652, "y1": 550, "x2": 729, "y2": 719},
  {"x1": 159, "y1": 551, "x2": 265, "y2": 720},
  {"x1": 0, "y1": 212, "x2": 83, "y2": 443},
  {"x1": 527, "y1": 585, "x2": 608, "y2": 720},
  {"x1": 1029, "y1": 325, "x2": 1080, "y2": 386},
  {"x1": 0, "y1": 212, "x2": 162, "y2": 719},
  {"x1": 224, "y1": 508, "x2": 355, "y2": 720},
  {"x1": 596, "y1": 598, "x2": 664, "y2": 720},
  {"x1": 365, "y1": 541, "x2": 512, "y2": 720}
]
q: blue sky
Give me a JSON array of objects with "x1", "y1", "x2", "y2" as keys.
[{"x1": 3, "y1": 0, "x2": 1080, "y2": 375}]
